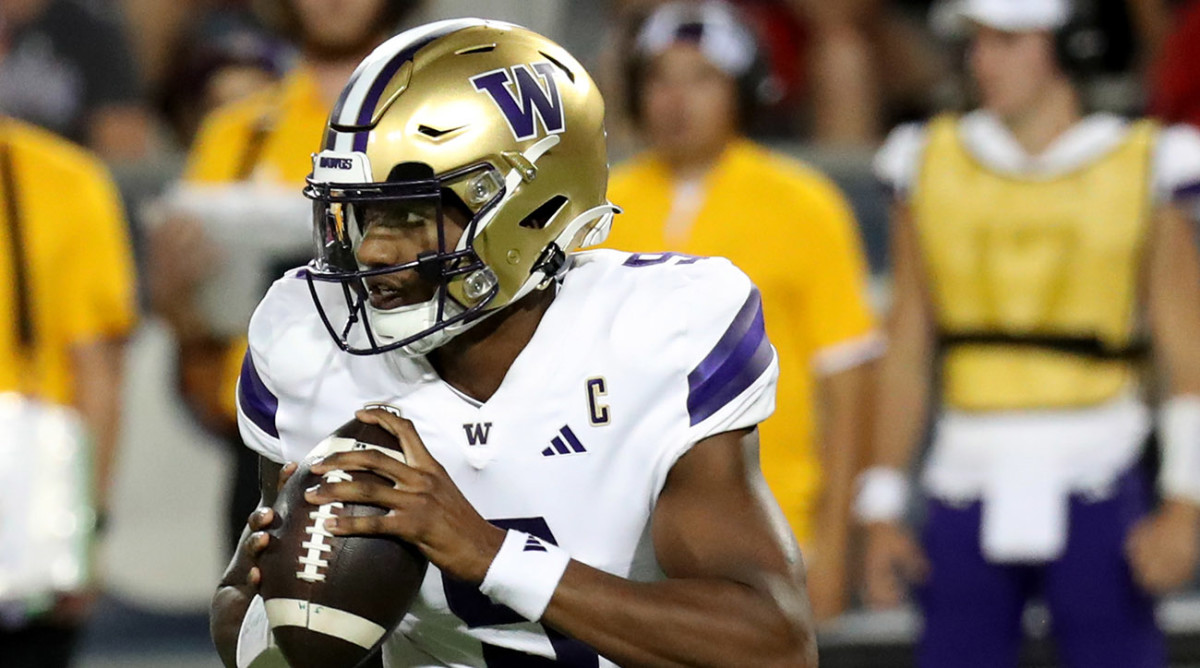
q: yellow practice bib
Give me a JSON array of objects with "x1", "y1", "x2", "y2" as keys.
[{"x1": 913, "y1": 115, "x2": 1156, "y2": 410}]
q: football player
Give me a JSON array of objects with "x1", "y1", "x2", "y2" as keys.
[
  {"x1": 859, "y1": 0, "x2": 1200, "y2": 666},
  {"x1": 210, "y1": 19, "x2": 816, "y2": 667}
]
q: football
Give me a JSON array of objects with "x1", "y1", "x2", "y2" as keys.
[{"x1": 258, "y1": 418, "x2": 428, "y2": 668}]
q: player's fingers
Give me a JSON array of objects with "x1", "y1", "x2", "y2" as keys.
[
  {"x1": 356, "y1": 407, "x2": 437, "y2": 469},
  {"x1": 355, "y1": 406, "x2": 409, "y2": 439},
  {"x1": 326, "y1": 511, "x2": 408, "y2": 538},
  {"x1": 247, "y1": 507, "x2": 275, "y2": 531},
  {"x1": 278, "y1": 461, "x2": 298, "y2": 491},
  {"x1": 305, "y1": 479, "x2": 406, "y2": 509},
  {"x1": 246, "y1": 530, "x2": 271, "y2": 555},
  {"x1": 247, "y1": 566, "x2": 261, "y2": 588},
  {"x1": 311, "y1": 449, "x2": 415, "y2": 484}
]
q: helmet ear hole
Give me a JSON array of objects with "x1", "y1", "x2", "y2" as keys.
[{"x1": 519, "y1": 195, "x2": 568, "y2": 230}]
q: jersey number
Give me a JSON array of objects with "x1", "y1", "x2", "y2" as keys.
[
  {"x1": 622, "y1": 252, "x2": 703, "y2": 267},
  {"x1": 441, "y1": 517, "x2": 600, "y2": 667}
]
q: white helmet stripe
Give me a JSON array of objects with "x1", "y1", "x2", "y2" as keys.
[{"x1": 325, "y1": 19, "x2": 490, "y2": 152}]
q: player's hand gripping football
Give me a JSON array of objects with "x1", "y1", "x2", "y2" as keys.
[
  {"x1": 863, "y1": 521, "x2": 929, "y2": 609},
  {"x1": 304, "y1": 407, "x2": 507, "y2": 584},
  {"x1": 243, "y1": 461, "x2": 299, "y2": 591}
]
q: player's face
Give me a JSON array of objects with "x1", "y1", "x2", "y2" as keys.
[
  {"x1": 641, "y1": 44, "x2": 739, "y2": 165},
  {"x1": 969, "y1": 26, "x2": 1061, "y2": 119},
  {"x1": 354, "y1": 200, "x2": 468, "y2": 310},
  {"x1": 292, "y1": 0, "x2": 388, "y2": 59}
]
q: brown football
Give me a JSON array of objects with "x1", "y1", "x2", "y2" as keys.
[{"x1": 258, "y1": 418, "x2": 428, "y2": 668}]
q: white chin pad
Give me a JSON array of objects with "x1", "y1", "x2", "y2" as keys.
[
  {"x1": 367, "y1": 298, "x2": 439, "y2": 341},
  {"x1": 365, "y1": 294, "x2": 473, "y2": 357}
]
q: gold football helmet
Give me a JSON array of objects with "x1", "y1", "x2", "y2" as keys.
[{"x1": 305, "y1": 19, "x2": 616, "y2": 356}]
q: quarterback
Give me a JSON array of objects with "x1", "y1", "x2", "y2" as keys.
[{"x1": 209, "y1": 19, "x2": 816, "y2": 668}]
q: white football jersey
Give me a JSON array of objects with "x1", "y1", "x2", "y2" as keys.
[{"x1": 236, "y1": 248, "x2": 779, "y2": 667}]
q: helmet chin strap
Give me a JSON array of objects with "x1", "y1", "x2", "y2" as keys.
[{"x1": 371, "y1": 135, "x2": 565, "y2": 357}]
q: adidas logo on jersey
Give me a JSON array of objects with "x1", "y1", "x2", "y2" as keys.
[
  {"x1": 523, "y1": 536, "x2": 548, "y2": 552},
  {"x1": 541, "y1": 425, "x2": 586, "y2": 457}
]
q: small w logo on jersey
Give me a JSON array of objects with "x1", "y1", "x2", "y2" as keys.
[
  {"x1": 471, "y1": 62, "x2": 565, "y2": 141},
  {"x1": 541, "y1": 425, "x2": 586, "y2": 457},
  {"x1": 462, "y1": 422, "x2": 492, "y2": 446}
]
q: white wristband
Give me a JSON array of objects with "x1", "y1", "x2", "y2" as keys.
[
  {"x1": 1160, "y1": 396, "x2": 1200, "y2": 505},
  {"x1": 853, "y1": 467, "x2": 911, "y2": 523},
  {"x1": 479, "y1": 529, "x2": 571, "y2": 622}
]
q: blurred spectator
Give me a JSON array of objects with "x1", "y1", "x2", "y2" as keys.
[
  {"x1": 603, "y1": 0, "x2": 882, "y2": 623},
  {"x1": 603, "y1": 0, "x2": 948, "y2": 147},
  {"x1": 157, "y1": 8, "x2": 293, "y2": 149},
  {"x1": 861, "y1": 0, "x2": 1200, "y2": 665},
  {"x1": 148, "y1": 0, "x2": 421, "y2": 555},
  {"x1": 120, "y1": 0, "x2": 249, "y2": 98},
  {"x1": 790, "y1": 0, "x2": 948, "y2": 146},
  {"x1": 0, "y1": 0, "x2": 155, "y2": 162},
  {"x1": 0, "y1": 116, "x2": 137, "y2": 667}
]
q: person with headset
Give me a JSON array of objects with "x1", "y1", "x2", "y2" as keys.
[
  {"x1": 860, "y1": 0, "x2": 1200, "y2": 665},
  {"x1": 604, "y1": 0, "x2": 882, "y2": 623}
]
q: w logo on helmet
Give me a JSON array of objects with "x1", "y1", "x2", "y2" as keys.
[{"x1": 471, "y1": 62, "x2": 566, "y2": 142}]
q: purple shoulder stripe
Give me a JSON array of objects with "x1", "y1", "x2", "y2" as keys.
[
  {"x1": 687, "y1": 287, "x2": 773, "y2": 426},
  {"x1": 238, "y1": 352, "x2": 279, "y2": 439}
]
